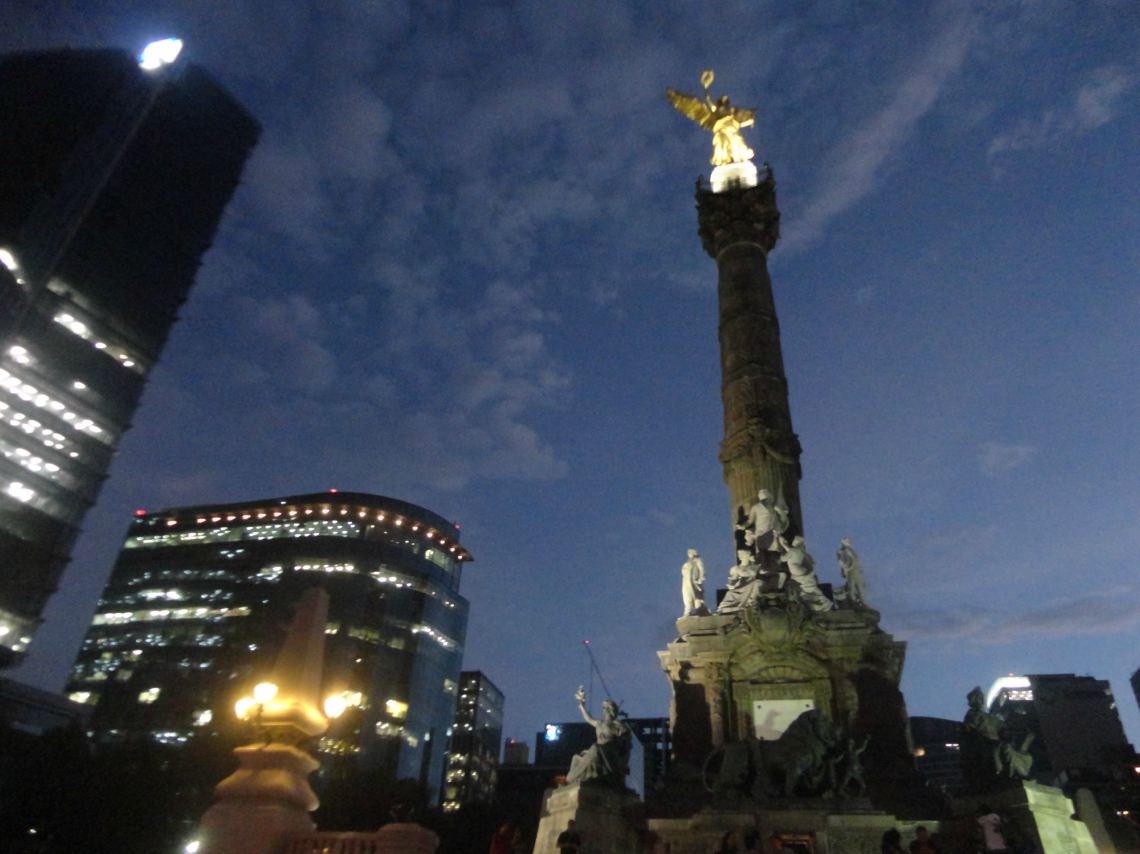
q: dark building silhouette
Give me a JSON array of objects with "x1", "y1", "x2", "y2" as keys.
[
  {"x1": 0, "y1": 676, "x2": 89, "y2": 736},
  {"x1": 0, "y1": 45, "x2": 259, "y2": 665},
  {"x1": 442, "y1": 670, "x2": 504, "y2": 811},
  {"x1": 909, "y1": 715, "x2": 964, "y2": 793},
  {"x1": 1132, "y1": 666, "x2": 1139, "y2": 718},
  {"x1": 503, "y1": 737, "x2": 529, "y2": 765},
  {"x1": 65, "y1": 491, "x2": 471, "y2": 804}
]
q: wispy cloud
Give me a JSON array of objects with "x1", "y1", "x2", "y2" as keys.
[
  {"x1": 783, "y1": 12, "x2": 978, "y2": 251},
  {"x1": 987, "y1": 65, "x2": 1139, "y2": 167},
  {"x1": 980, "y1": 441, "x2": 1037, "y2": 477},
  {"x1": 895, "y1": 586, "x2": 1140, "y2": 643}
]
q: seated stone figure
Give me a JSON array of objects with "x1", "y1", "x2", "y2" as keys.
[
  {"x1": 717, "y1": 551, "x2": 764, "y2": 613},
  {"x1": 565, "y1": 687, "x2": 632, "y2": 787}
]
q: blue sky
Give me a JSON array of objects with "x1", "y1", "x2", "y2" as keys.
[{"x1": 7, "y1": 1, "x2": 1139, "y2": 750}]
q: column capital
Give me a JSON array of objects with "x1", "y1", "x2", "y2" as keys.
[{"x1": 695, "y1": 165, "x2": 780, "y2": 258}]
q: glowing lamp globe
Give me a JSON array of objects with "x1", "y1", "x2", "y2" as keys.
[
  {"x1": 323, "y1": 694, "x2": 347, "y2": 719},
  {"x1": 234, "y1": 697, "x2": 255, "y2": 719},
  {"x1": 138, "y1": 38, "x2": 183, "y2": 70},
  {"x1": 252, "y1": 682, "x2": 278, "y2": 703}
]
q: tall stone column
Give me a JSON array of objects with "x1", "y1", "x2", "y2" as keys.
[{"x1": 696, "y1": 169, "x2": 804, "y2": 538}]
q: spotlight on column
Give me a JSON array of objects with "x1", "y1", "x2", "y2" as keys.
[{"x1": 138, "y1": 38, "x2": 183, "y2": 71}]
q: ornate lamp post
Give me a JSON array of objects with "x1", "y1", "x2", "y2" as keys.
[{"x1": 195, "y1": 588, "x2": 345, "y2": 854}]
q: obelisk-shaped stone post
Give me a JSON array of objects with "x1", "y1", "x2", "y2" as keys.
[
  {"x1": 696, "y1": 169, "x2": 804, "y2": 538},
  {"x1": 197, "y1": 588, "x2": 330, "y2": 854}
]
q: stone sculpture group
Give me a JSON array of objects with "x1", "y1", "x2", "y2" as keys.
[
  {"x1": 962, "y1": 686, "x2": 1034, "y2": 788},
  {"x1": 704, "y1": 709, "x2": 869, "y2": 802},
  {"x1": 682, "y1": 490, "x2": 870, "y2": 616}
]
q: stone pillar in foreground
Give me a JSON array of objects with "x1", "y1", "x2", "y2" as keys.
[
  {"x1": 696, "y1": 169, "x2": 804, "y2": 538},
  {"x1": 197, "y1": 588, "x2": 330, "y2": 854}
]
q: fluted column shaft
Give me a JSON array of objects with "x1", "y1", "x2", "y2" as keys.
[{"x1": 696, "y1": 169, "x2": 803, "y2": 537}]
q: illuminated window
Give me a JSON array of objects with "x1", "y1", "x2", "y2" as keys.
[
  {"x1": 193, "y1": 709, "x2": 213, "y2": 726},
  {"x1": 68, "y1": 691, "x2": 94, "y2": 704},
  {"x1": 138, "y1": 687, "x2": 161, "y2": 704},
  {"x1": 385, "y1": 699, "x2": 409, "y2": 719},
  {"x1": 545, "y1": 724, "x2": 562, "y2": 742}
]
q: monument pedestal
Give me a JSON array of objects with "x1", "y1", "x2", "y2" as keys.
[
  {"x1": 661, "y1": 606, "x2": 927, "y2": 815},
  {"x1": 532, "y1": 783, "x2": 643, "y2": 854},
  {"x1": 948, "y1": 781, "x2": 1098, "y2": 854},
  {"x1": 648, "y1": 803, "x2": 932, "y2": 854}
]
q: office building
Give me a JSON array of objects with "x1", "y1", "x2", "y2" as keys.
[
  {"x1": 909, "y1": 716, "x2": 964, "y2": 793},
  {"x1": 65, "y1": 491, "x2": 471, "y2": 803},
  {"x1": 0, "y1": 676, "x2": 89, "y2": 736},
  {"x1": 0, "y1": 44, "x2": 259, "y2": 665},
  {"x1": 442, "y1": 670, "x2": 504, "y2": 812},
  {"x1": 503, "y1": 737, "x2": 529, "y2": 765}
]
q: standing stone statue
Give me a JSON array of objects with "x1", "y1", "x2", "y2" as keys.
[
  {"x1": 737, "y1": 489, "x2": 789, "y2": 562},
  {"x1": 836, "y1": 537, "x2": 867, "y2": 606},
  {"x1": 565, "y1": 686, "x2": 633, "y2": 787},
  {"x1": 681, "y1": 549, "x2": 709, "y2": 616},
  {"x1": 780, "y1": 536, "x2": 833, "y2": 612}
]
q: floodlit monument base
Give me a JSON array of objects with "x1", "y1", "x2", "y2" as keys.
[
  {"x1": 945, "y1": 781, "x2": 1099, "y2": 854},
  {"x1": 197, "y1": 743, "x2": 320, "y2": 854},
  {"x1": 648, "y1": 805, "x2": 934, "y2": 854},
  {"x1": 659, "y1": 606, "x2": 930, "y2": 816},
  {"x1": 533, "y1": 782, "x2": 643, "y2": 854}
]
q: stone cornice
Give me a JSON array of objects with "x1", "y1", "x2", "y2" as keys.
[{"x1": 696, "y1": 165, "x2": 780, "y2": 258}]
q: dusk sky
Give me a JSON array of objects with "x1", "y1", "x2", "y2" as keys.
[{"x1": 6, "y1": 1, "x2": 1139, "y2": 750}]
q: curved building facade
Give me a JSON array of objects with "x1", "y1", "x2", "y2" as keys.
[{"x1": 66, "y1": 491, "x2": 470, "y2": 802}]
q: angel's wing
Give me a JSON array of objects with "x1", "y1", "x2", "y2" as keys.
[{"x1": 666, "y1": 88, "x2": 715, "y2": 131}]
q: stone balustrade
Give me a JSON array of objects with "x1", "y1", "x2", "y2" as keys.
[{"x1": 284, "y1": 823, "x2": 438, "y2": 854}]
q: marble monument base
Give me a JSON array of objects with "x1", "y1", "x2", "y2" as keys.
[
  {"x1": 648, "y1": 803, "x2": 933, "y2": 854},
  {"x1": 533, "y1": 783, "x2": 643, "y2": 854},
  {"x1": 948, "y1": 780, "x2": 1098, "y2": 854}
]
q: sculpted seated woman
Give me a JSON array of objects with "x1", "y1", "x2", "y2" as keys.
[{"x1": 565, "y1": 687, "x2": 632, "y2": 787}]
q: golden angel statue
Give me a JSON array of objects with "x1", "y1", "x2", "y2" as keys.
[{"x1": 667, "y1": 70, "x2": 757, "y2": 166}]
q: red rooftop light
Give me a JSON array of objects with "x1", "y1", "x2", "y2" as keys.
[
  {"x1": 328, "y1": 488, "x2": 338, "y2": 493},
  {"x1": 134, "y1": 509, "x2": 146, "y2": 517}
]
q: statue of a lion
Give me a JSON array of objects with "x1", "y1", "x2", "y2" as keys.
[{"x1": 705, "y1": 709, "x2": 839, "y2": 799}]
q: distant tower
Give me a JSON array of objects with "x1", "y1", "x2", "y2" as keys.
[
  {"x1": 442, "y1": 670, "x2": 505, "y2": 812},
  {"x1": 0, "y1": 45, "x2": 259, "y2": 664},
  {"x1": 695, "y1": 172, "x2": 803, "y2": 536}
]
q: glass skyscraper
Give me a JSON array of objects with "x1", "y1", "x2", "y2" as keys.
[
  {"x1": 0, "y1": 46, "x2": 259, "y2": 664},
  {"x1": 443, "y1": 670, "x2": 504, "y2": 811},
  {"x1": 66, "y1": 491, "x2": 472, "y2": 803}
]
